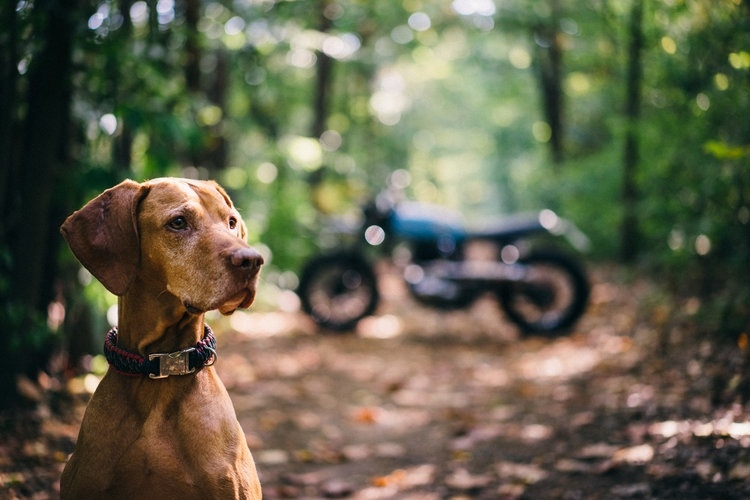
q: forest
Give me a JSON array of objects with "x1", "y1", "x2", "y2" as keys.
[{"x1": 1, "y1": 0, "x2": 750, "y2": 496}]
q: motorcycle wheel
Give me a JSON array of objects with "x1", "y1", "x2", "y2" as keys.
[
  {"x1": 497, "y1": 248, "x2": 589, "y2": 334},
  {"x1": 298, "y1": 252, "x2": 379, "y2": 331}
]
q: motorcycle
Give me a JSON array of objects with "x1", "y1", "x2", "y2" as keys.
[{"x1": 297, "y1": 185, "x2": 591, "y2": 335}]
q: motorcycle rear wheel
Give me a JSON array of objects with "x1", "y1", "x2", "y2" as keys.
[
  {"x1": 497, "y1": 249, "x2": 589, "y2": 334},
  {"x1": 298, "y1": 252, "x2": 379, "y2": 331}
]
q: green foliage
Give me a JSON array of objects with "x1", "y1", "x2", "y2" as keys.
[
  {"x1": 536, "y1": 147, "x2": 624, "y2": 259},
  {"x1": 5, "y1": 0, "x2": 749, "y2": 375},
  {"x1": 0, "y1": 252, "x2": 55, "y2": 404}
]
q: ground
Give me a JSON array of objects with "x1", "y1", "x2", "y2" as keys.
[{"x1": 2, "y1": 265, "x2": 750, "y2": 499}]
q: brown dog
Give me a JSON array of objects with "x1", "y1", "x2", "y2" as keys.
[{"x1": 60, "y1": 178, "x2": 263, "y2": 499}]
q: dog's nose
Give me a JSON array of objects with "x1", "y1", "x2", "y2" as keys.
[{"x1": 229, "y1": 247, "x2": 264, "y2": 271}]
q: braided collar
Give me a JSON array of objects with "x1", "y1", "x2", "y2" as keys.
[{"x1": 104, "y1": 325, "x2": 217, "y2": 379}]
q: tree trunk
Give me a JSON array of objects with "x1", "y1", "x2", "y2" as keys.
[
  {"x1": 312, "y1": 40, "x2": 333, "y2": 138},
  {"x1": 1, "y1": 0, "x2": 79, "y2": 407},
  {"x1": 533, "y1": 0, "x2": 564, "y2": 166},
  {"x1": 309, "y1": 0, "x2": 334, "y2": 187},
  {"x1": 112, "y1": 0, "x2": 134, "y2": 173},
  {"x1": 620, "y1": 0, "x2": 644, "y2": 262},
  {"x1": 206, "y1": 50, "x2": 229, "y2": 175},
  {"x1": 0, "y1": 3, "x2": 18, "y2": 221},
  {"x1": 184, "y1": 0, "x2": 202, "y2": 93},
  {"x1": 14, "y1": 0, "x2": 76, "y2": 309}
]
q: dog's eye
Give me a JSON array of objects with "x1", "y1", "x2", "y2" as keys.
[
  {"x1": 168, "y1": 217, "x2": 189, "y2": 231},
  {"x1": 228, "y1": 217, "x2": 238, "y2": 230}
]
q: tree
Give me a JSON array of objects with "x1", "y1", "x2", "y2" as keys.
[
  {"x1": 620, "y1": 0, "x2": 644, "y2": 262},
  {"x1": 532, "y1": 0, "x2": 565, "y2": 166},
  {"x1": 1, "y1": 0, "x2": 85, "y2": 407},
  {"x1": 0, "y1": 0, "x2": 748, "y2": 410}
]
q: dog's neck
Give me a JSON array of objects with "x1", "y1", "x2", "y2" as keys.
[{"x1": 116, "y1": 286, "x2": 205, "y2": 357}]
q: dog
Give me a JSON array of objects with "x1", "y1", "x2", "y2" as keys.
[{"x1": 59, "y1": 178, "x2": 263, "y2": 499}]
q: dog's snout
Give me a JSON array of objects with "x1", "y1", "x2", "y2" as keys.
[{"x1": 230, "y1": 247, "x2": 264, "y2": 271}]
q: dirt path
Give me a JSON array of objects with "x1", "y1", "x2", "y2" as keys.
[
  {"x1": 2, "y1": 266, "x2": 750, "y2": 498},
  {"x1": 216, "y1": 266, "x2": 750, "y2": 498}
]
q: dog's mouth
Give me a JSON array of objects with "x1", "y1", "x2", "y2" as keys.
[
  {"x1": 183, "y1": 284, "x2": 257, "y2": 316},
  {"x1": 182, "y1": 283, "x2": 255, "y2": 315},
  {"x1": 218, "y1": 288, "x2": 257, "y2": 315},
  {"x1": 180, "y1": 260, "x2": 261, "y2": 316}
]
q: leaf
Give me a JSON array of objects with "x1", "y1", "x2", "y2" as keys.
[
  {"x1": 496, "y1": 461, "x2": 548, "y2": 484},
  {"x1": 445, "y1": 468, "x2": 493, "y2": 490},
  {"x1": 554, "y1": 458, "x2": 596, "y2": 474},
  {"x1": 371, "y1": 464, "x2": 436, "y2": 490},
  {"x1": 703, "y1": 140, "x2": 749, "y2": 160},
  {"x1": 612, "y1": 444, "x2": 654, "y2": 465}
]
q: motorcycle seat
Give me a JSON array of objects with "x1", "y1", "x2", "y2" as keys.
[{"x1": 466, "y1": 212, "x2": 549, "y2": 241}]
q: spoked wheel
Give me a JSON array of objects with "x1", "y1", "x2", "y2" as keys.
[
  {"x1": 497, "y1": 249, "x2": 589, "y2": 334},
  {"x1": 298, "y1": 252, "x2": 379, "y2": 331}
]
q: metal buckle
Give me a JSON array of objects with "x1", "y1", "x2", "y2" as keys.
[
  {"x1": 204, "y1": 346, "x2": 217, "y2": 367},
  {"x1": 148, "y1": 348, "x2": 196, "y2": 379}
]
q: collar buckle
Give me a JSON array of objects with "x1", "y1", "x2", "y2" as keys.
[
  {"x1": 104, "y1": 326, "x2": 218, "y2": 378},
  {"x1": 148, "y1": 348, "x2": 197, "y2": 379}
]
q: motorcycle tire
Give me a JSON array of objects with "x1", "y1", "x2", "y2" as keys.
[
  {"x1": 298, "y1": 252, "x2": 379, "y2": 331},
  {"x1": 497, "y1": 248, "x2": 589, "y2": 334}
]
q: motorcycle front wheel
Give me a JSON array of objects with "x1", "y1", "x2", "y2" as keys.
[
  {"x1": 497, "y1": 248, "x2": 589, "y2": 334},
  {"x1": 297, "y1": 252, "x2": 379, "y2": 331}
]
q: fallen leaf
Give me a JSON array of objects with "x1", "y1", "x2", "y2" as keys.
[
  {"x1": 256, "y1": 449, "x2": 289, "y2": 465},
  {"x1": 497, "y1": 461, "x2": 549, "y2": 484},
  {"x1": 729, "y1": 462, "x2": 750, "y2": 480},
  {"x1": 372, "y1": 469, "x2": 406, "y2": 488},
  {"x1": 321, "y1": 478, "x2": 355, "y2": 497},
  {"x1": 352, "y1": 406, "x2": 381, "y2": 424},
  {"x1": 613, "y1": 444, "x2": 654, "y2": 464},
  {"x1": 610, "y1": 482, "x2": 651, "y2": 497},
  {"x1": 445, "y1": 468, "x2": 493, "y2": 490},
  {"x1": 554, "y1": 458, "x2": 595, "y2": 474},
  {"x1": 576, "y1": 442, "x2": 620, "y2": 459}
]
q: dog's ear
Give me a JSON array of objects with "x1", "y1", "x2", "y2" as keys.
[{"x1": 61, "y1": 179, "x2": 148, "y2": 296}]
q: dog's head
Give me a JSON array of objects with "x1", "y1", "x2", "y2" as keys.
[{"x1": 61, "y1": 178, "x2": 263, "y2": 315}]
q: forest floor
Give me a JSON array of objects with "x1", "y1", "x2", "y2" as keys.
[{"x1": 2, "y1": 264, "x2": 750, "y2": 499}]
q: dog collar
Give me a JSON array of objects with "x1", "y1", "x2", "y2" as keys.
[{"x1": 104, "y1": 326, "x2": 217, "y2": 379}]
